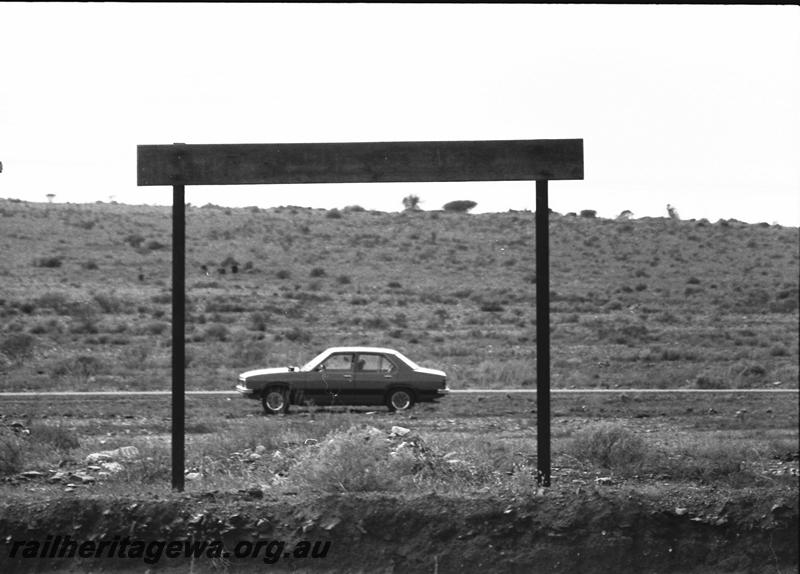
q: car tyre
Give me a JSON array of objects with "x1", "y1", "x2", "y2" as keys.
[
  {"x1": 262, "y1": 387, "x2": 289, "y2": 415},
  {"x1": 386, "y1": 388, "x2": 415, "y2": 412}
]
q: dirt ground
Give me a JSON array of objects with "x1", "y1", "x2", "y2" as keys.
[{"x1": 1, "y1": 392, "x2": 798, "y2": 573}]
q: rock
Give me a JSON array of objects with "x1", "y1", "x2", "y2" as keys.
[
  {"x1": 304, "y1": 439, "x2": 318, "y2": 446},
  {"x1": 595, "y1": 477, "x2": 613, "y2": 486},
  {"x1": 19, "y1": 471, "x2": 46, "y2": 479},
  {"x1": 85, "y1": 452, "x2": 113, "y2": 464},
  {"x1": 320, "y1": 516, "x2": 341, "y2": 531},
  {"x1": 49, "y1": 471, "x2": 68, "y2": 483},
  {"x1": 391, "y1": 425, "x2": 411, "y2": 437},
  {"x1": 85, "y1": 446, "x2": 139, "y2": 465},
  {"x1": 100, "y1": 462, "x2": 124, "y2": 474},
  {"x1": 185, "y1": 472, "x2": 201, "y2": 481},
  {"x1": 247, "y1": 453, "x2": 262, "y2": 462},
  {"x1": 74, "y1": 473, "x2": 96, "y2": 484},
  {"x1": 114, "y1": 446, "x2": 140, "y2": 460},
  {"x1": 255, "y1": 445, "x2": 267, "y2": 454},
  {"x1": 675, "y1": 507, "x2": 688, "y2": 516}
]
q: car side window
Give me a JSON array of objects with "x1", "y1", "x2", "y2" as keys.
[
  {"x1": 380, "y1": 355, "x2": 396, "y2": 374},
  {"x1": 355, "y1": 354, "x2": 381, "y2": 372},
  {"x1": 321, "y1": 353, "x2": 353, "y2": 372}
]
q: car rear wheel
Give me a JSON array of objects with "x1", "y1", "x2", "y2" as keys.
[
  {"x1": 386, "y1": 388, "x2": 415, "y2": 412},
  {"x1": 262, "y1": 387, "x2": 289, "y2": 415}
]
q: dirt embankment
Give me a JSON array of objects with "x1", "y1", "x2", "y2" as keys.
[{"x1": 1, "y1": 487, "x2": 797, "y2": 573}]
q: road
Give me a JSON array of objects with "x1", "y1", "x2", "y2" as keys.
[{"x1": 0, "y1": 388, "x2": 796, "y2": 398}]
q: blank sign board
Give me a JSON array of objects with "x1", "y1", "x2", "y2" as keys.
[{"x1": 137, "y1": 140, "x2": 583, "y2": 186}]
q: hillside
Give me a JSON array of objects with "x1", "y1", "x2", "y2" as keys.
[{"x1": 0, "y1": 198, "x2": 797, "y2": 391}]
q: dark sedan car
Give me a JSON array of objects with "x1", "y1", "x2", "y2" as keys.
[{"x1": 236, "y1": 346, "x2": 448, "y2": 414}]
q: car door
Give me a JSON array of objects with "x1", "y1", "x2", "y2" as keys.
[
  {"x1": 352, "y1": 353, "x2": 397, "y2": 405},
  {"x1": 313, "y1": 352, "x2": 355, "y2": 406}
]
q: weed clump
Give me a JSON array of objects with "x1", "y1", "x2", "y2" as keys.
[
  {"x1": 34, "y1": 256, "x2": 63, "y2": 268},
  {"x1": 567, "y1": 423, "x2": 649, "y2": 475},
  {"x1": 0, "y1": 333, "x2": 36, "y2": 362},
  {"x1": 289, "y1": 426, "x2": 417, "y2": 492}
]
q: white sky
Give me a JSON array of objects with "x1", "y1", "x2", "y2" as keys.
[{"x1": 1, "y1": 3, "x2": 799, "y2": 225}]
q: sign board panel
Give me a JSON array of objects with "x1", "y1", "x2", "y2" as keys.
[{"x1": 138, "y1": 140, "x2": 583, "y2": 186}]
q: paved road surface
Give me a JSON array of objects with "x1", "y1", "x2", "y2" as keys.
[{"x1": 0, "y1": 388, "x2": 796, "y2": 398}]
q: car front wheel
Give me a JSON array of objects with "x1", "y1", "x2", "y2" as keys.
[
  {"x1": 262, "y1": 387, "x2": 289, "y2": 415},
  {"x1": 386, "y1": 388, "x2": 415, "y2": 412}
]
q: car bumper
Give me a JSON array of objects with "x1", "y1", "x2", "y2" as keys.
[
  {"x1": 436, "y1": 388, "x2": 450, "y2": 396},
  {"x1": 236, "y1": 383, "x2": 255, "y2": 396}
]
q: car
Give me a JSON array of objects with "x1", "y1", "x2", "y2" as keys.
[{"x1": 236, "y1": 346, "x2": 449, "y2": 414}]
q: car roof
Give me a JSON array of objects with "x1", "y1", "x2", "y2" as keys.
[{"x1": 323, "y1": 346, "x2": 401, "y2": 355}]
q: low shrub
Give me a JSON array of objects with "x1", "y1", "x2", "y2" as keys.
[
  {"x1": 124, "y1": 233, "x2": 145, "y2": 248},
  {"x1": 310, "y1": 267, "x2": 326, "y2": 278},
  {"x1": 28, "y1": 421, "x2": 80, "y2": 452},
  {"x1": 289, "y1": 426, "x2": 417, "y2": 492},
  {"x1": 204, "y1": 323, "x2": 230, "y2": 341},
  {"x1": 579, "y1": 210, "x2": 597, "y2": 218},
  {"x1": 93, "y1": 293, "x2": 130, "y2": 314},
  {"x1": 567, "y1": 423, "x2": 648, "y2": 475},
  {"x1": 0, "y1": 431, "x2": 24, "y2": 476},
  {"x1": 443, "y1": 200, "x2": 477, "y2": 213},
  {"x1": 34, "y1": 256, "x2": 63, "y2": 268},
  {"x1": 145, "y1": 240, "x2": 166, "y2": 251},
  {"x1": 0, "y1": 333, "x2": 36, "y2": 362},
  {"x1": 51, "y1": 355, "x2": 104, "y2": 378},
  {"x1": 248, "y1": 311, "x2": 270, "y2": 332},
  {"x1": 283, "y1": 327, "x2": 311, "y2": 343}
]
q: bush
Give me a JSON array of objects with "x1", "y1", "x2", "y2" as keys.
[
  {"x1": 325, "y1": 208, "x2": 342, "y2": 219},
  {"x1": 443, "y1": 200, "x2": 477, "y2": 213},
  {"x1": 52, "y1": 355, "x2": 104, "y2": 378},
  {"x1": 28, "y1": 421, "x2": 80, "y2": 452},
  {"x1": 35, "y1": 292, "x2": 71, "y2": 314},
  {"x1": 124, "y1": 234, "x2": 145, "y2": 248},
  {"x1": 363, "y1": 316, "x2": 389, "y2": 329},
  {"x1": 0, "y1": 333, "x2": 36, "y2": 362},
  {"x1": 93, "y1": 293, "x2": 129, "y2": 314},
  {"x1": 480, "y1": 301, "x2": 504, "y2": 313},
  {"x1": 567, "y1": 424, "x2": 648, "y2": 475},
  {"x1": 34, "y1": 256, "x2": 63, "y2": 268},
  {"x1": 0, "y1": 431, "x2": 24, "y2": 476},
  {"x1": 310, "y1": 267, "x2": 326, "y2": 278},
  {"x1": 145, "y1": 240, "x2": 166, "y2": 251},
  {"x1": 283, "y1": 327, "x2": 311, "y2": 343},
  {"x1": 204, "y1": 323, "x2": 230, "y2": 341},
  {"x1": 579, "y1": 210, "x2": 597, "y2": 218},
  {"x1": 336, "y1": 275, "x2": 352, "y2": 285},
  {"x1": 276, "y1": 269, "x2": 291, "y2": 280},
  {"x1": 402, "y1": 195, "x2": 420, "y2": 211},
  {"x1": 248, "y1": 311, "x2": 270, "y2": 332},
  {"x1": 289, "y1": 426, "x2": 416, "y2": 492}
]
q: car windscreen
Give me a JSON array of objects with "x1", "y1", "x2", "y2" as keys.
[{"x1": 300, "y1": 350, "x2": 329, "y2": 372}]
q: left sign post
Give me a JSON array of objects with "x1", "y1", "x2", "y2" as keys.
[{"x1": 171, "y1": 182, "x2": 185, "y2": 491}]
